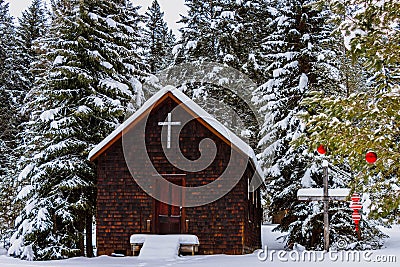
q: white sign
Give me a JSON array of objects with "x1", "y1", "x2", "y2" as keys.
[{"x1": 297, "y1": 188, "x2": 350, "y2": 201}]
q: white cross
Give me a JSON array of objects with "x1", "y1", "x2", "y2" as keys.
[{"x1": 158, "y1": 113, "x2": 181, "y2": 149}]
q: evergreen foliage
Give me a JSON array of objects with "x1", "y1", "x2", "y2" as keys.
[
  {"x1": 329, "y1": 0, "x2": 400, "y2": 91},
  {"x1": 143, "y1": 0, "x2": 175, "y2": 74},
  {"x1": 255, "y1": 0, "x2": 385, "y2": 249},
  {"x1": 0, "y1": 0, "x2": 20, "y2": 243},
  {"x1": 8, "y1": 0, "x2": 147, "y2": 260},
  {"x1": 301, "y1": 90, "x2": 400, "y2": 223},
  {"x1": 16, "y1": 0, "x2": 48, "y2": 88},
  {"x1": 171, "y1": 0, "x2": 272, "y2": 148},
  {"x1": 0, "y1": 0, "x2": 397, "y2": 260},
  {"x1": 299, "y1": 1, "x2": 400, "y2": 223},
  {"x1": 175, "y1": 0, "x2": 270, "y2": 84}
]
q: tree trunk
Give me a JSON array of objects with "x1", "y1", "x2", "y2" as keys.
[{"x1": 86, "y1": 212, "x2": 94, "y2": 257}]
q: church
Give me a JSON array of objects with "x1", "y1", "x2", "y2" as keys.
[{"x1": 88, "y1": 86, "x2": 263, "y2": 256}]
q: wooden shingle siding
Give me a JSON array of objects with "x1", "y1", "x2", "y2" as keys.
[{"x1": 96, "y1": 96, "x2": 262, "y2": 256}]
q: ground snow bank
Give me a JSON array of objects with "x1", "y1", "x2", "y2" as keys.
[{"x1": 0, "y1": 225, "x2": 398, "y2": 266}]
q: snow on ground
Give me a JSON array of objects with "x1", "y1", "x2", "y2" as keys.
[{"x1": 0, "y1": 225, "x2": 399, "y2": 266}]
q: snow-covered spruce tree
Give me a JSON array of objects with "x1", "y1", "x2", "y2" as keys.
[
  {"x1": 0, "y1": 77, "x2": 18, "y2": 243},
  {"x1": 10, "y1": 1, "x2": 49, "y2": 223},
  {"x1": 254, "y1": 0, "x2": 385, "y2": 249},
  {"x1": 175, "y1": 0, "x2": 271, "y2": 84},
  {"x1": 330, "y1": 0, "x2": 400, "y2": 91},
  {"x1": 143, "y1": 0, "x2": 175, "y2": 74},
  {"x1": 16, "y1": 0, "x2": 48, "y2": 88},
  {"x1": 8, "y1": 0, "x2": 147, "y2": 260},
  {"x1": 174, "y1": 0, "x2": 219, "y2": 63},
  {"x1": 171, "y1": 0, "x2": 273, "y2": 148},
  {"x1": 0, "y1": 0, "x2": 39, "y2": 108},
  {"x1": 0, "y1": 0, "x2": 23, "y2": 241},
  {"x1": 298, "y1": 1, "x2": 399, "y2": 224},
  {"x1": 300, "y1": 90, "x2": 400, "y2": 224},
  {"x1": 164, "y1": 29, "x2": 176, "y2": 68}
]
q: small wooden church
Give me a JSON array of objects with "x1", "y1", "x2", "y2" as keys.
[{"x1": 89, "y1": 86, "x2": 263, "y2": 256}]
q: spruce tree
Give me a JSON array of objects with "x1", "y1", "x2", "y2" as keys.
[
  {"x1": 16, "y1": 0, "x2": 48, "y2": 87},
  {"x1": 9, "y1": 0, "x2": 147, "y2": 260},
  {"x1": 0, "y1": 79, "x2": 17, "y2": 244},
  {"x1": 143, "y1": 0, "x2": 175, "y2": 74},
  {"x1": 330, "y1": 0, "x2": 400, "y2": 90},
  {"x1": 0, "y1": 0, "x2": 47, "y2": 250},
  {"x1": 163, "y1": 29, "x2": 176, "y2": 70},
  {"x1": 0, "y1": 0, "x2": 21, "y2": 242},
  {"x1": 255, "y1": 0, "x2": 385, "y2": 249},
  {"x1": 300, "y1": 0, "x2": 400, "y2": 223},
  {"x1": 170, "y1": 0, "x2": 271, "y2": 148},
  {"x1": 301, "y1": 89, "x2": 400, "y2": 224},
  {"x1": 18, "y1": 0, "x2": 48, "y2": 50},
  {"x1": 175, "y1": 0, "x2": 270, "y2": 81},
  {"x1": 0, "y1": 0, "x2": 15, "y2": 89}
]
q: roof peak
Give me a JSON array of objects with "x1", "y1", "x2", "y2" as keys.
[{"x1": 88, "y1": 86, "x2": 263, "y2": 178}]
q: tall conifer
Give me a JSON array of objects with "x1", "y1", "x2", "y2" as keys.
[
  {"x1": 143, "y1": 0, "x2": 175, "y2": 74},
  {"x1": 255, "y1": 0, "x2": 385, "y2": 249},
  {"x1": 9, "y1": 0, "x2": 147, "y2": 260}
]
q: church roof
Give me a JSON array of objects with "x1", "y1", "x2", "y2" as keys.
[{"x1": 88, "y1": 86, "x2": 263, "y2": 178}]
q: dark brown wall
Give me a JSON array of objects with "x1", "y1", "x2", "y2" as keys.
[{"x1": 96, "y1": 96, "x2": 261, "y2": 256}]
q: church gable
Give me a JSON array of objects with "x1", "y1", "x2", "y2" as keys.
[{"x1": 89, "y1": 86, "x2": 263, "y2": 180}]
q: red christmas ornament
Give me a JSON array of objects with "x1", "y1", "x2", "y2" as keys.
[
  {"x1": 365, "y1": 151, "x2": 377, "y2": 164},
  {"x1": 317, "y1": 145, "x2": 327, "y2": 155}
]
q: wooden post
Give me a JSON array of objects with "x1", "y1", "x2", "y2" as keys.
[
  {"x1": 322, "y1": 160, "x2": 329, "y2": 251},
  {"x1": 146, "y1": 219, "x2": 151, "y2": 232},
  {"x1": 298, "y1": 180, "x2": 350, "y2": 250},
  {"x1": 185, "y1": 219, "x2": 190, "y2": 233}
]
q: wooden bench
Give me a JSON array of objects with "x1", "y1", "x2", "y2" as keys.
[
  {"x1": 179, "y1": 244, "x2": 199, "y2": 255},
  {"x1": 130, "y1": 234, "x2": 200, "y2": 256},
  {"x1": 131, "y1": 243, "x2": 199, "y2": 256},
  {"x1": 131, "y1": 243, "x2": 143, "y2": 256}
]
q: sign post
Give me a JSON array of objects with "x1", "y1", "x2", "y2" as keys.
[
  {"x1": 318, "y1": 145, "x2": 330, "y2": 251},
  {"x1": 297, "y1": 145, "x2": 349, "y2": 251},
  {"x1": 297, "y1": 187, "x2": 350, "y2": 251},
  {"x1": 322, "y1": 159, "x2": 329, "y2": 251},
  {"x1": 298, "y1": 148, "x2": 377, "y2": 249}
]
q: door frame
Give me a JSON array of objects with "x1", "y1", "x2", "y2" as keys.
[{"x1": 153, "y1": 175, "x2": 186, "y2": 234}]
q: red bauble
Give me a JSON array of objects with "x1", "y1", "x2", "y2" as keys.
[
  {"x1": 365, "y1": 151, "x2": 377, "y2": 164},
  {"x1": 317, "y1": 145, "x2": 326, "y2": 155}
]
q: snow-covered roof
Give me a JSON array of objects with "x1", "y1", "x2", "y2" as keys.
[{"x1": 88, "y1": 86, "x2": 263, "y2": 178}]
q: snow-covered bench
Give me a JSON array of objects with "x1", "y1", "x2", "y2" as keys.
[{"x1": 130, "y1": 234, "x2": 199, "y2": 256}]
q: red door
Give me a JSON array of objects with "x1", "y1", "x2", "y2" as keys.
[{"x1": 156, "y1": 178, "x2": 183, "y2": 234}]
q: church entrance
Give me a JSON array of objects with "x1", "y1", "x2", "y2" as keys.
[{"x1": 155, "y1": 177, "x2": 184, "y2": 234}]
